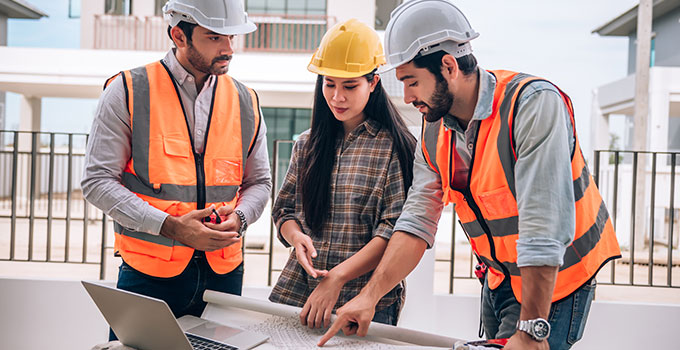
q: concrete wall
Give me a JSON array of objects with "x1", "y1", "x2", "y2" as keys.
[{"x1": 627, "y1": 6, "x2": 680, "y2": 74}]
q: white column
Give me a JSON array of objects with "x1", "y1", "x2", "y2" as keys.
[
  {"x1": 1, "y1": 15, "x2": 7, "y2": 143},
  {"x1": 18, "y1": 95, "x2": 41, "y2": 152},
  {"x1": 327, "y1": 0, "x2": 376, "y2": 28},
  {"x1": 589, "y1": 89, "x2": 610, "y2": 160},
  {"x1": 80, "y1": 0, "x2": 105, "y2": 49},
  {"x1": 648, "y1": 69, "x2": 670, "y2": 152}
]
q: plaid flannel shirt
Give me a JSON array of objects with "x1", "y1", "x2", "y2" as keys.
[{"x1": 269, "y1": 118, "x2": 406, "y2": 313}]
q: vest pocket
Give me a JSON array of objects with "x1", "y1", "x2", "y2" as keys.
[
  {"x1": 214, "y1": 157, "x2": 242, "y2": 185},
  {"x1": 477, "y1": 187, "x2": 518, "y2": 220},
  {"x1": 120, "y1": 234, "x2": 174, "y2": 261},
  {"x1": 162, "y1": 136, "x2": 191, "y2": 158}
]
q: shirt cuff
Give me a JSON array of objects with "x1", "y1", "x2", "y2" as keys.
[
  {"x1": 393, "y1": 214, "x2": 436, "y2": 248},
  {"x1": 141, "y1": 209, "x2": 169, "y2": 235},
  {"x1": 516, "y1": 237, "x2": 567, "y2": 267}
]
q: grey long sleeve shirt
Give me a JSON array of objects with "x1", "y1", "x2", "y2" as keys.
[
  {"x1": 82, "y1": 50, "x2": 272, "y2": 235},
  {"x1": 394, "y1": 68, "x2": 576, "y2": 267}
]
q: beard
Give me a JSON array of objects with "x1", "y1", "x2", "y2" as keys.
[
  {"x1": 187, "y1": 43, "x2": 232, "y2": 76},
  {"x1": 416, "y1": 77, "x2": 454, "y2": 122}
]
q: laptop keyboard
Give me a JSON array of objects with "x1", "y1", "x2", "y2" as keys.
[{"x1": 186, "y1": 333, "x2": 239, "y2": 350}]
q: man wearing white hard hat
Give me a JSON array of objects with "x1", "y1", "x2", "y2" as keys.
[
  {"x1": 320, "y1": 1, "x2": 621, "y2": 349},
  {"x1": 82, "y1": 0, "x2": 271, "y2": 341}
]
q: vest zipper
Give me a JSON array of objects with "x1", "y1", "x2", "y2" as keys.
[
  {"x1": 451, "y1": 125, "x2": 511, "y2": 280},
  {"x1": 195, "y1": 153, "x2": 206, "y2": 210}
]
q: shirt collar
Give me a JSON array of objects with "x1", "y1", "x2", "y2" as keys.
[
  {"x1": 162, "y1": 49, "x2": 215, "y2": 87},
  {"x1": 363, "y1": 118, "x2": 381, "y2": 137},
  {"x1": 443, "y1": 68, "x2": 496, "y2": 129}
]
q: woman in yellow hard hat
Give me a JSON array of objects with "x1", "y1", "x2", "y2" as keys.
[{"x1": 268, "y1": 19, "x2": 416, "y2": 329}]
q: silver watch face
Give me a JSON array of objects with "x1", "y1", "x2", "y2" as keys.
[{"x1": 532, "y1": 319, "x2": 550, "y2": 340}]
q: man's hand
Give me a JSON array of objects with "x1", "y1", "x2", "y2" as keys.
[
  {"x1": 160, "y1": 206, "x2": 240, "y2": 251},
  {"x1": 203, "y1": 205, "x2": 242, "y2": 233},
  {"x1": 317, "y1": 293, "x2": 378, "y2": 347},
  {"x1": 290, "y1": 231, "x2": 327, "y2": 279},
  {"x1": 300, "y1": 272, "x2": 344, "y2": 329},
  {"x1": 504, "y1": 331, "x2": 549, "y2": 350}
]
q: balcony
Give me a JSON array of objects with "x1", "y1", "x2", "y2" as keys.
[{"x1": 93, "y1": 14, "x2": 336, "y2": 53}]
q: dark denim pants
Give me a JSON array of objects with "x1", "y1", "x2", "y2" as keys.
[
  {"x1": 481, "y1": 276, "x2": 596, "y2": 350},
  {"x1": 109, "y1": 254, "x2": 244, "y2": 340},
  {"x1": 372, "y1": 300, "x2": 401, "y2": 326}
]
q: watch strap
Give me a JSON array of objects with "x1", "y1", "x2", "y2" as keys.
[{"x1": 234, "y1": 209, "x2": 247, "y2": 237}]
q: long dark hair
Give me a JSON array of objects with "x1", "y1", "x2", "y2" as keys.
[{"x1": 300, "y1": 71, "x2": 417, "y2": 232}]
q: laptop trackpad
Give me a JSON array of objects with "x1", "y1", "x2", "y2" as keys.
[{"x1": 186, "y1": 322, "x2": 243, "y2": 342}]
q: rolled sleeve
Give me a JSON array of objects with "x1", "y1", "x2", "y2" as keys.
[
  {"x1": 514, "y1": 83, "x2": 575, "y2": 267},
  {"x1": 393, "y1": 138, "x2": 445, "y2": 248}
]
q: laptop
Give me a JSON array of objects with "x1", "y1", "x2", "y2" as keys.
[{"x1": 82, "y1": 281, "x2": 269, "y2": 350}]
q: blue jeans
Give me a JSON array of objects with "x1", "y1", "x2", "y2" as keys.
[
  {"x1": 109, "y1": 255, "x2": 244, "y2": 341},
  {"x1": 372, "y1": 300, "x2": 401, "y2": 326},
  {"x1": 481, "y1": 276, "x2": 596, "y2": 350}
]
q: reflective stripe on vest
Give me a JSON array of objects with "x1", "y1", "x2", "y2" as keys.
[
  {"x1": 110, "y1": 60, "x2": 261, "y2": 278},
  {"x1": 421, "y1": 70, "x2": 621, "y2": 302}
]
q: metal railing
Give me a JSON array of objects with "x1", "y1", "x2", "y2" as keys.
[
  {"x1": 593, "y1": 150, "x2": 679, "y2": 288},
  {"x1": 93, "y1": 14, "x2": 335, "y2": 53},
  {"x1": 2, "y1": 131, "x2": 678, "y2": 291},
  {"x1": 0, "y1": 131, "x2": 104, "y2": 274}
]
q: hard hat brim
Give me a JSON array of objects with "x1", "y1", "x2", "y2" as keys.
[
  {"x1": 307, "y1": 63, "x2": 378, "y2": 79},
  {"x1": 202, "y1": 21, "x2": 257, "y2": 36}
]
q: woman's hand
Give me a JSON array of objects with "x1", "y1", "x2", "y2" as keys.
[
  {"x1": 300, "y1": 272, "x2": 344, "y2": 328},
  {"x1": 290, "y1": 231, "x2": 328, "y2": 279}
]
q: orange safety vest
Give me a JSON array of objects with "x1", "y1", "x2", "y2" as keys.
[
  {"x1": 105, "y1": 61, "x2": 261, "y2": 278},
  {"x1": 421, "y1": 70, "x2": 621, "y2": 302}
]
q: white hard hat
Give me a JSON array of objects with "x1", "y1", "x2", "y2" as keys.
[
  {"x1": 163, "y1": 0, "x2": 256, "y2": 36},
  {"x1": 380, "y1": 0, "x2": 479, "y2": 72}
]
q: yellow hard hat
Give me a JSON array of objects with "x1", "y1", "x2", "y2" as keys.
[{"x1": 307, "y1": 19, "x2": 386, "y2": 78}]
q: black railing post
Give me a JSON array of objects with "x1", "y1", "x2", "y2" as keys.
[
  {"x1": 28, "y1": 132, "x2": 38, "y2": 261},
  {"x1": 268, "y1": 140, "x2": 280, "y2": 287},
  {"x1": 668, "y1": 153, "x2": 676, "y2": 286},
  {"x1": 648, "y1": 153, "x2": 656, "y2": 286},
  {"x1": 449, "y1": 208, "x2": 456, "y2": 294},
  {"x1": 82, "y1": 135, "x2": 89, "y2": 263},
  {"x1": 47, "y1": 133, "x2": 55, "y2": 261},
  {"x1": 611, "y1": 150, "x2": 620, "y2": 283},
  {"x1": 65, "y1": 134, "x2": 73, "y2": 261},
  {"x1": 629, "y1": 152, "x2": 638, "y2": 285},
  {"x1": 10, "y1": 131, "x2": 19, "y2": 260},
  {"x1": 593, "y1": 150, "x2": 600, "y2": 187},
  {"x1": 100, "y1": 214, "x2": 108, "y2": 280}
]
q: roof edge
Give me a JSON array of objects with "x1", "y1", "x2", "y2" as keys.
[{"x1": 0, "y1": 0, "x2": 48, "y2": 19}]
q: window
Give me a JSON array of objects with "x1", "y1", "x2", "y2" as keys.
[
  {"x1": 105, "y1": 0, "x2": 133, "y2": 16},
  {"x1": 669, "y1": 116, "x2": 680, "y2": 151},
  {"x1": 69, "y1": 0, "x2": 81, "y2": 18},
  {"x1": 261, "y1": 107, "x2": 312, "y2": 189},
  {"x1": 650, "y1": 36, "x2": 656, "y2": 67},
  {"x1": 245, "y1": 0, "x2": 326, "y2": 15}
]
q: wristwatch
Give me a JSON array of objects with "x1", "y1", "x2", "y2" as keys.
[
  {"x1": 234, "y1": 209, "x2": 248, "y2": 238},
  {"x1": 516, "y1": 318, "x2": 550, "y2": 342}
]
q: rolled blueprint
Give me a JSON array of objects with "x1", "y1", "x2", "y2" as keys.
[{"x1": 203, "y1": 290, "x2": 462, "y2": 348}]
